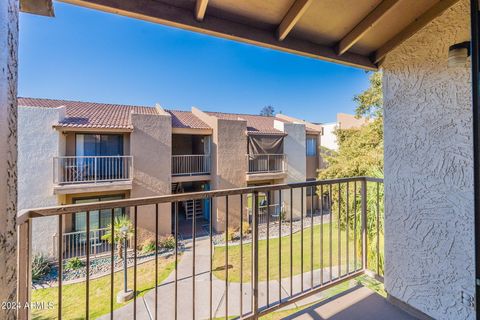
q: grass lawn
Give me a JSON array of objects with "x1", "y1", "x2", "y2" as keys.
[
  {"x1": 32, "y1": 256, "x2": 176, "y2": 320},
  {"x1": 213, "y1": 222, "x2": 380, "y2": 282}
]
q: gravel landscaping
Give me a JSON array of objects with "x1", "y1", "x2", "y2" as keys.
[
  {"x1": 33, "y1": 244, "x2": 185, "y2": 289},
  {"x1": 213, "y1": 213, "x2": 331, "y2": 246}
]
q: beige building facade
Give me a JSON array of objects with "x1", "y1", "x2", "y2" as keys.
[{"x1": 17, "y1": 98, "x2": 324, "y2": 257}]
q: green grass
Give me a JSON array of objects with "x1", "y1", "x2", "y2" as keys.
[
  {"x1": 213, "y1": 222, "x2": 368, "y2": 282},
  {"x1": 32, "y1": 256, "x2": 177, "y2": 319}
]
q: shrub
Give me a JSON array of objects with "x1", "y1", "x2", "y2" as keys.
[
  {"x1": 141, "y1": 239, "x2": 157, "y2": 254},
  {"x1": 65, "y1": 257, "x2": 84, "y2": 271},
  {"x1": 241, "y1": 221, "x2": 251, "y2": 236},
  {"x1": 159, "y1": 235, "x2": 175, "y2": 250},
  {"x1": 32, "y1": 255, "x2": 51, "y2": 281},
  {"x1": 225, "y1": 227, "x2": 237, "y2": 242}
]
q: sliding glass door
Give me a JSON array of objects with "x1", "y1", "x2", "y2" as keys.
[{"x1": 76, "y1": 134, "x2": 124, "y2": 180}]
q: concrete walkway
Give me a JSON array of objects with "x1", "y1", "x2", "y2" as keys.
[{"x1": 99, "y1": 238, "x2": 362, "y2": 320}]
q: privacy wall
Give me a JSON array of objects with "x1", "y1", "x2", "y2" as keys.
[{"x1": 382, "y1": 0, "x2": 474, "y2": 319}]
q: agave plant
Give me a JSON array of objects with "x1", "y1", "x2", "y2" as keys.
[{"x1": 101, "y1": 216, "x2": 134, "y2": 260}]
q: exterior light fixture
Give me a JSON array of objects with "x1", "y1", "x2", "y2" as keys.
[{"x1": 448, "y1": 41, "x2": 471, "y2": 67}]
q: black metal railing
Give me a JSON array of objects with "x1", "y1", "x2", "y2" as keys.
[{"x1": 17, "y1": 176, "x2": 383, "y2": 320}]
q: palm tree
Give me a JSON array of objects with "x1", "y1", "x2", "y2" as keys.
[{"x1": 102, "y1": 216, "x2": 133, "y2": 260}]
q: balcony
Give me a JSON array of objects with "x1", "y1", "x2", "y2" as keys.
[
  {"x1": 16, "y1": 176, "x2": 405, "y2": 320},
  {"x1": 246, "y1": 154, "x2": 287, "y2": 181},
  {"x1": 172, "y1": 154, "x2": 211, "y2": 177},
  {"x1": 53, "y1": 156, "x2": 133, "y2": 194}
]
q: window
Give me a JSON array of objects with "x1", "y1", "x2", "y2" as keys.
[
  {"x1": 73, "y1": 195, "x2": 125, "y2": 232},
  {"x1": 306, "y1": 137, "x2": 317, "y2": 156}
]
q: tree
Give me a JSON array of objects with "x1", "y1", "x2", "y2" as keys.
[
  {"x1": 319, "y1": 71, "x2": 383, "y2": 179},
  {"x1": 318, "y1": 71, "x2": 384, "y2": 273},
  {"x1": 102, "y1": 216, "x2": 134, "y2": 260},
  {"x1": 260, "y1": 105, "x2": 275, "y2": 117},
  {"x1": 353, "y1": 71, "x2": 383, "y2": 119}
]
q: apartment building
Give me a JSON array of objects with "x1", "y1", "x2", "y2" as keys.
[
  {"x1": 17, "y1": 97, "x2": 323, "y2": 258},
  {"x1": 320, "y1": 113, "x2": 370, "y2": 151}
]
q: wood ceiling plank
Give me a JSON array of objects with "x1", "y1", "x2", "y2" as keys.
[
  {"x1": 337, "y1": 0, "x2": 400, "y2": 55},
  {"x1": 20, "y1": 0, "x2": 54, "y2": 16},
  {"x1": 195, "y1": 0, "x2": 208, "y2": 21},
  {"x1": 277, "y1": 0, "x2": 313, "y2": 41}
]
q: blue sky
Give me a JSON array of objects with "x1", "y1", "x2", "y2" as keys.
[{"x1": 19, "y1": 2, "x2": 371, "y2": 123}]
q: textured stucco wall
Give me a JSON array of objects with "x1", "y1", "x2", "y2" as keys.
[
  {"x1": 0, "y1": 0, "x2": 18, "y2": 315},
  {"x1": 192, "y1": 108, "x2": 247, "y2": 231},
  {"x1": 18, "y1": 106, "x2": 65, "y2": 257},
  {"x1": 382, "y1": 1, "x2": 474, "y2": 319},
  {"x1": 212, "y1": 119, "x2": 247, "y2": 231},
  {"x1": 275, "y1": 120, "x2": 307, "y2": 219},
  {"x1": 130, "y1": 113, "x2": 172, "y2": 238}
]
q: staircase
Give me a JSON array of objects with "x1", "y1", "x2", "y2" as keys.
[{"x1": 185, "y1": 200, "x2": 202, "y2": 220}]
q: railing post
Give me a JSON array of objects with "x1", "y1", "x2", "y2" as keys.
[
  {"x1": 17, "y1": 220, "x2": 32, "y2": 320},
  {"x1": 361, "y1": 178, "x2": 368, "y2": 271},
  {"x1": 252, "y1": 191, "x2": 259, "y2": 319},
  {"x1": 94, "y1": 157, "x2": 97, "y2": 183}
]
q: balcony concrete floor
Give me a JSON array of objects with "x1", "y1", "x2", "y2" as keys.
[{"x1": 284, "y1": 286, "x2": 415, "y2": 320}]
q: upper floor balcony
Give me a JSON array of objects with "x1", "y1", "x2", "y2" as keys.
[
  {"x1": 172, "y1": 154, "x2": 211, "y2": 176},
  {"x1": 246, "y1": 154, "x2": 286, "y2": 174},
  {"x1": 53, "y1": 156, "x2": 133, "y2": 194},
  {"x1": 246, "y1": 153, "x2": 287, "y2": 182}
]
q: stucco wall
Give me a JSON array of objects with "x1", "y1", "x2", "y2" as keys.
[
  {"x1": 275, "y1": 120, "x2": 307, "y2": 219},
  {"x1": 0, "y1": 0, "x2": 18, "y2": 312},
  {"x1": 320, "y1": 122, "x2": 338, "y2": 151},
  {"x1": 130, "y1": 113, "x2": 172, "y2": 238},
  {"x1": 18, "y1": 106, "x2": 65, "y2": 257},
  {"x1": 192, "y1": 108, "x2": 247, "y2": 231},
  {"x1": 337, "y1": 113, "x2": 369, "y2": 129},
  {"x1": 382, "y1": 0, "x2": 474, "y2": 319}
]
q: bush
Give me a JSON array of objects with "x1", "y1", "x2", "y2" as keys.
[
  {"x1": 32, "y1": 255, "x2": 51, "y2": 281},
  {"x1": 141, "y1": 239, "x2": 157, "y2": 254},
  {"x1": 159, "y1": 235, "x2": 175, "y2": 250},
  {"x1": 241, "y1": 221, "x2": 251, "y2": 236},
  {"x1": 225, "y1": 227, "x2": 237, "y2": 242},
  {"x1": 65, "y1": 257, "x2": 84, "y2": 271}
]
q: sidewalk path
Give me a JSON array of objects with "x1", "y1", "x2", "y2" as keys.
[{"x1": 100, "y1": 237, "x2": 344, "y2": 320}]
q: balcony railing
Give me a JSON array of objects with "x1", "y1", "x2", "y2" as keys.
[
  {"x1": 247, "y1": 153, "x2": 286, "y2": 174},
  {"x1": 18, "y1": 176, "x2": 383, "y2": 319},
  {"x1": 53, "y1": 156, "x2": 133, "y2": 184},
  {"x1": 53, "y1": 228, "x2": 115, "y2": 260},
  {"x1": 172, "y1": 154, "x2": 211, "y2": 176}
]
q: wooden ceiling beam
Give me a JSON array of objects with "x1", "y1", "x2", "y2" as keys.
[
  {"x1": 337, "y1": 0, "x2": 399, "y2": 55},
  {"x1": 195, "y1": 0, "x2": 208, "y2": 22},
  {"x1": 20, "y1": 0, "x2": 55, "y2": 17},
  {"x1": 373, "y1": 0, "x2": 461, "y2": 63},
  {"x1": 58, "y1": 0, "x2": 378, "y2": 70},
  {"x1": 277, "y1": 0, "x2": 313, "y2": 41}
]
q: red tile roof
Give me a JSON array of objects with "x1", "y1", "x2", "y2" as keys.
[
  {"x1": 18, "y1": 98, "x2": 210, "y2": 130},
  {"x1": 18, "y1": 97, "x2": 158, "y2": 130},
  {"x1": 166, "y1": 110, "x2": 210, "y2": 129},
  {"x1": 206, "y1": 112, "x2": 286, "y2": 135},
  {"x1": 18, "y1": 98, "x2": 288, "y2": 134}
]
